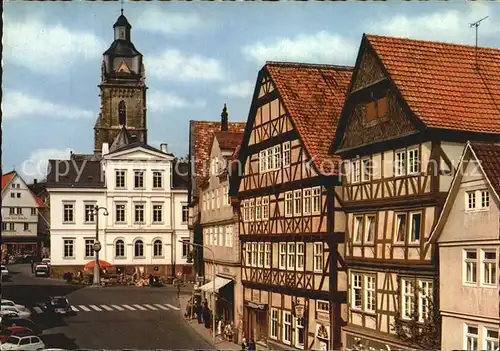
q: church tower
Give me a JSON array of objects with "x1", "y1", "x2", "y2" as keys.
[{"x1": 94, "y1": 11, "x2": 147, "y2": 153}]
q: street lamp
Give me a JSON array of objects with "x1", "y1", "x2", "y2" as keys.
[
  {"x1": 180, "y1": 240, "x2": 216, "y2": 346},
  {"x1": 90, "y1": 205, "x2": 108, "y2": 286}
]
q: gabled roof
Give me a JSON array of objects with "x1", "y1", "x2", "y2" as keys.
[
  {"x1": 265, "y1": 62, "x2": 353, "y2": 174},
  {"x1": 2, "y1": 171, "x2": 16, "y2": 192},
  {"x1": 470, "y1": 142, "x2": 500, "y2": 196},
  {"x1": 214, "y1": 131, "x2": 244, "y2": 151},
  {"x1": 365, "y1": 34, "x2": 500, "y2": 134}
]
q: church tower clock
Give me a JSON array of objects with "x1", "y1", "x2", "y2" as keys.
[{"x1": 94, "y1": 11, "x2": 147, "y2": 153}]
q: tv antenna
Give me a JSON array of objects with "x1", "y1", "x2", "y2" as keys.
[{"x1": 469, "y1": 16, "x2": 489, "y2": 68}]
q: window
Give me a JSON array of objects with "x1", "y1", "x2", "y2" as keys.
[
  {"x1": 63, "y1": 239, "x2": 74, "y2": 258},
  {"x1": 303, "y1": 188, "x2": 312, "y2": 215},
  {"x1": 264, "y1": 243, "x2": 271, "y2": 268},
  {"x1": 225, "y1": 226, "x2": 233, "y2": 247},
  {"x1": 262, "y1": 197, "x2": 269, "y2": 220},
  {"x1": 11, "y1": 184, "x2": 15, "y2": 188},
  {"x1": 279, "y1": 243, "x2": 287, "y2": 269},
  {"x1": 270, "y1": 309, "x2": 279, "y2": 339},
  {"x1": 134, "y1": 240, "x2": 144, "y2": 257},
  {"x1": 115, "y1": 204, "x2": 126, "y2": 223},
  {"x1": 314, "y1": 243, "x2": 323, "y2": 272},
  {"x1": 17, "y1": 193, "x2": 21, "y2": 198},
  {"x1": 223, "y1": 185, "x2": 229, "y2": 206},
  {"x1": 464, "y1": 250, "x2": 478, "y2": 284},
  {"x1": 9, "y1": 208, "x2": 14, "y2": 215},
  {"x1": 115, "y1": 240, "x2": 125, "y2": 257},
  {"x1": 152, "y1": 240, "x2": 162, "y2": 257},
  {"x1": 115, "y1": 170, "x2": 126, "y2": 188},
  {"x1": 31, "y1": 208, "x2": 36, "y2": 216},
  {"x1": 182, "y1": 205, "x2": 189, "y2": 223},
  {"x1": 352, "y1": 160, "x2": 360, "y2": 183},
  {"x1": 248, "y1": 199, "x2": 255, "y2": 222},
  {"x1": 134, "y1": 171, "x2": 144, "y2": 188},
  {"x1": 465, "y1": 325, "x2": 478, "y2": 351},
  {"x1": 352, "y1": 274, "x2": 362, "y2": 309},
  {"x1": 216, "y1": 189, "x2": 220, "y2": 209},
  {"x1": 211, "y1": 190, "x2": 215, "y2": 210},
  {"x1": 260, "y1": 145, "x2": 282, "y2": 172},
  {"x1": 8, "y1": 223, "x2": 14, "y2": 231},
  {"x1": 213, "y1": 227, "x2": 219, "y2": 246},
  {"x1": 287, "y1": 243, "x2": 296, "y2": 270},
  {"x1": 153, "y1": 204, "x2": 163, "y2": 223},
  {"x1": 365, "y1": 276, "x2": 376, "y2": 313},
  {"x1": 16, "y1": 207, "x2": 22, "y2": 215},
  {"x1": 407, "y1": 148, "x2": 419, "y2": 174},
  {"x1": 245, "y1": 243, "x2": 252, "y2": 266},
  {"x1": 256, "y1": 198, "x2": 262, "y2": 221},
  {"x1": 23, "y1": 223, "x2": 29, "y2": 231},
  {"x1": 395, "y1": 213, "x2": 407, "y2": 243},
  {"x1": 85, "y1": 204, "x2": 95, "y2": 223},
  {"x1": 283, "y1": 142, "x2": 291, "y2": 167},
  {"x1": 418, "y1": 280, "x2": 433, "y2": 321},
  {"x1": 467, "y1": 189, "x2": 491, "y2": 211},
  {"x1": 317, "y1": 300, "x2": 329, "y2": 313},
  {"x1": 63, "y1": 204, "x2": 74, "y2": 223},
  {"x1": 482, "y1": 250, "x2": 497, "y2": 286},
  {"x1": 293, "y1": 190, "x2": 302, "y2": 216},
  {"x1": 134, "y1": 204, "x2": 145, "y2": 223},
  {"x1": 153, "y1": 171, "x2": 163, "y2": 188},
  {"x1": 296, "y1": 243, "x2": 304, "y2": 270},
  {"x1": 285, "y1": 192, "x2": 293, "y2": 217},
  {"x1": 273, "y1": 145, "x2": 281, "y2": 170},
  {"x1": 282, "y1": 311, "x2": 292, "y2": 345},
  {"x1": 365, "y1": 215, "x2": 376, "y2": 243},
  {"x1": 409, "y1": 212, "x2": 421, "y2": 243},
  {"x1": 362, "y1": 158, "x2": 372, "y2": 182},
  {"x1": 395, "y1": 150, "x2": 406, "y2": 177},
  {"x1": 85, "y1": 239, "x2": 95, "y2": 257},
  {"x1": 1, "y1": 223, "x2": 7, "y2": 231},
  {"x1": 258, "y1": 243, "x2": 265, "y2": 267},
  {"x1": 10, "y1": 193, "x2": 14, "y2": 198},
  {"x1": 467, "y1": 191, "x2": 477, "y2": 210},
  {"x1": 485, "y1": 329, "x2": 499, "y2": 351},
  {"x1": 242, "y1": 200, "x2": 248, "y2": 222},
  {"x1": 251, "y1": 243, "x2": 258, "y2": 266},
  {"x1": 312, "y1": 187, "x2": 321, "y2": 214},
  {"x1": 354, "y1": 216, "x2": 363, "y2": 243},
  {"x1": 259, "y1": 150, "x2": 267, "y2": 173},
  {"x1": 481, "y1": 190, "x2": 490, "y2": 209},
  {"x1": 401, "y1": 279, "x2": 415, "y2": 319},
  {"x1": 295, "y1": 316, "x2": 305, "y2": 348}
]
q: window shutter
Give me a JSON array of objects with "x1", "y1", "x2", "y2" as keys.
[
  {"x1": 377, "y1": 96, "x2": 388, "y2": 117},
  {"x1": 365, "y1": 102, "x2": 376, "y2": 121}
]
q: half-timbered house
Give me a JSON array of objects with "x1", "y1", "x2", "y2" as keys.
[
  {"x1": 330, "y1": 34, "x2": 500, "y2": 349},
  {"x1": 231, "y1": 62, "x2": 353, "y2": 350}
]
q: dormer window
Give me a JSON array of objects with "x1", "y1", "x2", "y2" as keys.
[{"x1": 365, "y1": 96, "x2": 388, "y2": 122}]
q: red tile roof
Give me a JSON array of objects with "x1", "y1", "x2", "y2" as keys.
[
  {"x1": 265, "y1": 62, "x2": 353, "y2": 174},
  {"x1": 214, "y1": 131, "x2": 244, "y2": 150},
  {"x1": 366, "y1": 34, "x2": 500, "y2": 134},
  {"x1": 191, "y1": 121, "x2": 246, "y2": 197},
  {"x1": 1, "y1": 171, "x2": 15, "y2": 192},
  {"x1": 470, "y1": 142, "x2": 500, "y2": 196}
]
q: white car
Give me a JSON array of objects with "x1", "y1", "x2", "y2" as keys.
[
  {"x1": 0, "y1": 310, "x2": 19, "y2": 323},
  {"x1": 1, "y1": 265, "x2": 10, "y2": 280},
  {"x1": 0, "y1": 334, "x2": 45, "y2": 350},
  {"x1": 0, "y1": 306, "x2": 30, "y2": 319},
  {"x1": 1, "y1": 300, "x2": 27, "y2": 310},
  {"x1": 41, "y1": 258, "x2": 50, "y2": 265}
]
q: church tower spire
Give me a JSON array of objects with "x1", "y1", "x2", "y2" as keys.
[{"x1": 94, "y1": 11, "x2": 147, "y2": 154}]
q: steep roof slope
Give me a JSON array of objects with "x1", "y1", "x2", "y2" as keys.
[
  {"x1": 470, "y1": 142, "x2": 500, "y2": 196},
  {"x1": 1, "y1": 171, "x2": 16, "y2": 192}
]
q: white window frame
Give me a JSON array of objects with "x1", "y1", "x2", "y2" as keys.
[
  {"x1": 256, "y1": 198, "x2": 262, "y2": 221},
  {"x1": 84, "y1": 239, "x2": 95, "y2": 258},
  {"x1": 258, "y1": 243, "x2": 265, "y2": 268},
  {"x1": 115, "y1": 170, "x2": 126, "y2": 188},
  {"x1": 394, "y1": 213, "x2": 407, "y2": 243},
  {"x1": 464, "y1": 249, "x2": 478, "y2": 285},
  {"x1": 242, "y1": 200, "x2": 248, "y2": 222},
  {"x1": 153, "y1": 239, "x2": 163, "y2": 257},
  {"x1": 407, "y1": 147, "x2": 420, "y2": 175},
  {"x1": 364, "y1": 215, "x2": 376, "y2": 243},
  {"x1": 273, "y1": 145, "x2": 281, "y2": 170},
  {"x1": 409, "y1": 211, "x2": 422, "y2": 244},
  {"x1": 303, "y1": 188, "x2": 312, "y2": 215},
  {"x1": 312, "y1": 187, "x2": 321, "y2": 214},
  {"x1": 249, "y1": 198, "x2": 255, "y2": 222},
  {"x1": 245, "y1": 243, "x2": 252, "y2": 266},
  {"x1": 418, "y1": 280, "x2": 433, "y2": 322},
  {"x1": 283, "y1": 141, "x2": 291, "y2": 168},
  {"x1": 270, "y1": 308, "x2": 279, "y2": 340},
  {"x1": 287, "y1": 243, "x2": 296, "y2": 270},
  {"x1": 213, "y1": 227, "x2": 218, "y2": 246},
  {"x1": 134, "y1": 203, "x2": 145, "y2": 223},
  {"x1": 63, "y1": 239, "x2": 75, "y2": 258},
  {"x1": 262, "y1": 197, "x2": 269, "y2": 220},
  {"x1": 225, "y1": 226, "x2": 233, "y2": 247},
  {"x1": 464, "y1": 324, "x2": 479, "y2": 351},
  {"x1": 466, "y1": 190, "x2": 477, "y2": 211},
  {"x1": 251, "y1": 243, "x2": 258, "y2": 267},
  {"x1": 282, "y1": 311, "x2": 292, "y2": 345},
  {"x1": 115, "y1": 203, "x2": 126, "y2": 223},
  {"x1": 279, "y1": 243, "x2": 287, "y2": 269},
  {"x1": 264, "y1": 243, "x2": 271, "y2": 268},
  {"x1": 481, "y1": 249, "x2": 497, "y2": 287},
  {"x1": 296, "y1": 243, "x2": 304, "y2": 270},
  {"x1": 293, "y1": 189, "x2": 302, "y2": 216},
  {"x1": 316, "y1": 300, "x2": 329, "y2": 313},
  {"x1": 216, "y1": 189, "x2": 220, "y2": 209},
  {"x1": 351, "y1": 160, "x2": 361, "y2": 183},
  {"x1": 211, "y1": 190, "x2": 215, "y2": 210},
  {"x1": 314, "y1": 242, "x2": 323, "y2": 272},
  {"x1": 294, "y1": 316, "x2": 305, "y2": 349},
  {"x1": 152, "y1": 170, "x2": 163, "y2": 189},
  {"x1": 395, "y1": 150, "x2": 406, "y2": 177},
  {"x1": 351, "y1": 273, "x2": 362, "y2": 310},
  {"x1": 223, "y1": 185, "x2": 229, "y2": 206},
  {"x1": 481, "y1": 190, "x2": 490, "y2": 209},
  {"x1": 401, "y1": 278, "x2": 415, "y2": 320},
  {"x1": 354, "y1": 216, "x2": 363, "y2": 243},
  {"x1": 134, "y1": 170, "x2": 145, "y2": 189},
  {"x1": 484, "y1": 328, "x2": 499, "y2": 351},
  {"x1": 285, "y1": 192, "x2": 293, "y2": 217},
  {"x1": 152, "y1": 204, "x2": 163, "y2": 223},
  {"x1": 259, "y1": 150, "x2": 267, "y2": 173},
  {"x1": 84, "y1": 204, "x2": 96, "y2": 223},
  {"x1": 365, "y1": 275, "x2": 376, "y2": 313},
  {"x1": 63, "y1": 203, "x2": 75, "y2": 223},
  {"x1": 182, "y1": 204, "x2": 189, "y2": 223},
  {"x1": 361, "y1": 158, "x2": 371, "y2": 182}
]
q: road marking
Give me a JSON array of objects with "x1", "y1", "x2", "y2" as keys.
[
  {"x1": 78, "y1": 305, "x2": 91, "y2": 312},
  {"x1": 111, "y1": 305, "x2": 124, "y2": 311},
  {"x1": 89, "y1": 305, "x2": 102, "y2": 311},
  {"x1": 33, "y1": 306, "x2": 43, "y2": 314},
  {"x1": 122, "y1": 304, "x2": 136, "y2": 311},
  {"x1": 154, "y1": 304, "x2": 170, "y2": 311},
  {"x1": 101, "y1": 305, "x2": 113, "y2": 311},
  {"x1": 71, "y1": 306, "x2": 79, "y2": 312},
  {"x1": 143, "y1": 304, "x2": 157, "y2": 311},
  {"x1": 165, "y1": 304, "x2": 180, "y2": 311},
  {"x1": 133, "y1": 304, "x2": 147, "y2": 311}
]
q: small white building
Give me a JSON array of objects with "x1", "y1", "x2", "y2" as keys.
[{"x1": 47, "y1": 130, "x2": 191, "y2": 278}]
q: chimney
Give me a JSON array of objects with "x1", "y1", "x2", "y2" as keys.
[
  {"x1": 221, "y1": 103, "x2": 228, "y2": 131},
  {"x1": 34, "y1": 179, "x2": 37, "y2": 184},
  {"x1": 160, "y1": 143, "x2": 168, "y2": 153},
  {"x1": 102, "y1": 142, "x2": 109, "y2": 156}
]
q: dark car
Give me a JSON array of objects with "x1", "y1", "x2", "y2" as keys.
[
  {"x1": 44, "y1": 297, "x2": 74, "y2": 316},
  {"x1": 0, "y1": 317, "x2": 40, "y2": 335}
]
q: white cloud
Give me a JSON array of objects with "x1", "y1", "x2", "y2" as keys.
[
  {"x1": 148, "y1": 90, "x2": 206, "y2": 112},
  {"x1": 136, "y1": 8, "x2": 203, "y2": 35},
  {"x1": 2, "y1": 91, "x2": 94, "y2": 120},
  {"x1": 3, "y1": 16, "x2": 104, "y2": 75},
  {"x1": 366, "y1": 3, "x2": 496, "y2": 44},
  {"x1": 219, "y1": 81, "x2": 255, "y2": 98},
  {"x1": 146, "y1": 49, "x2": 225, "y2": 82},
  {"x1": 242, "y1": 31, "x2": 357, "y2": 65},
  {"x1": 19, "y1": 148, "x2": 73, "y2": 183}
]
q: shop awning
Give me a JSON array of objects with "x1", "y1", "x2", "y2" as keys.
[{"x1": 199, "y1": 277, "x2": 232, "y2": 293}]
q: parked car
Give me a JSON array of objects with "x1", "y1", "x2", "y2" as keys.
[
  {"x1": 34, "y1": 265, "x2": 49, "y2": 278},
  {"x1": 0, "y1": 318, "x2": 40, "y2": 335},
  {"x1": 1, "y1": 266, "x2": 10, "y2": 281},
  {"x1": 0, "y1": 312, "x2": 19, "y2": 324},
  {"x1": 43, "y1": 297, "x2": 74, "y2": 316},
  {"x1": 0, "y1": 332, "x2": 45, "y2": 350},
  {"x1": 0, "y1": 302, "x2": 25, "y2": 311},
  {"x1": 41, "y1": 259, "x2": 50, "y2": 266},
  {"x1": 0, "y1": 327, "x2": 34, "y2": 343},
  {"x1": 0, "y1": 307, "x2": 29, "y2": 320}
]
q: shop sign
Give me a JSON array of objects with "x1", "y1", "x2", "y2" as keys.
[
  {"x1": 316, "y1": 323, "x2": 329, "y2": 341},
  {"x1": 251, "y1": 290, "x2": 259, "y2": 302},
  {"x1": 316, "y1": 311, "x2": 329, "y2": 323},
  {"x1": 245, "y1": 301, "x2": 266, "y2": 310},
  {"x1": 3, "y1": 215, "x2": 28, "y2": 221},
  {"x1": 295, "y1": 304, "x2": 305, "y2": 318}
]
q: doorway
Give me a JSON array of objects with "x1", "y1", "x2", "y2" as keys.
[{"x1": 248, "y1": 309, "x2": 267, "y2": 342}]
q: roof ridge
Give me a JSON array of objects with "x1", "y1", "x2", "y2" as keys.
[
  {"x1": 365, "y1": 33, "x2": 500, "y2": 53},
  {"x1": 265, "y1": 61, "x2": 354, "y2": 71}
]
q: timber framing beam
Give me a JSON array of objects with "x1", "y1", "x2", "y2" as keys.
[{"x1": 239, "y1": 232, "x2": 345, "y2": 243}]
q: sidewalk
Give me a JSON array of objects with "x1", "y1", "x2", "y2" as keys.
[{"x1": 179, "y1": 294, "x2": 241, "y2": 350}]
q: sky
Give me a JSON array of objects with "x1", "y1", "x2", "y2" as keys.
[{"x1": 3, "y1": 1, "x2": 499, "y2": 182}]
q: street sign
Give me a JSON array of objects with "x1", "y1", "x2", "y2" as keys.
[{"x1": 93, "y1": 241, "x2": 102, "y2": 252}]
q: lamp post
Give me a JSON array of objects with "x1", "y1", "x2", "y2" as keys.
[
  {"x1": 180, "y1": 240, "x2": 216, "y2": 346},
  {"x1": 91, "y1": 205, "x2": 108, "y2": 286}
]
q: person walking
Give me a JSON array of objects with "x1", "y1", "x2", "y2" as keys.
[
  {"x1": 30, "y1": 259, "x2": 34, "y2": 274},
  {"x1": 248, "y1": 339, "x2": 256, "y2": 351}
]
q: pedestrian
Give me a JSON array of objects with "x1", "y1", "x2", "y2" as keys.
[
  {"x1": 30, "y1": 259, "x2": 34, "y2": 274},
  {"x1": 196, "y1": 299, "x2": 202, "y2": 324},
  {"x1": 241, "y1": 338, "x2": 248, "y2": 351},
  {"x1": 248, "y1": 339, "x2": 256, "y2": 351}
]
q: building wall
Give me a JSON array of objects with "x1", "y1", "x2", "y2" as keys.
[{"x1": 441, "y1": 314, "x2": 499, "y2": 351}]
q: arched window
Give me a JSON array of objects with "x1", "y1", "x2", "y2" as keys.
[
  {"x1": 134, "y1": 239, "x2": 144, "y2": 257},
  {"x1": 115, "y1": 240, "x2": 125, "y2": 258},
  {"x1": 118, "y1": 100, "x2": 126, "y2": 126},
  {"x1": 153, "y1": 240, "x2": 162, "y2": 257}
]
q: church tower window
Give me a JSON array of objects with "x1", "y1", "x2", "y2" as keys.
[{"x1": 118, "y1": 100, "x2": 126, "y2": 126}]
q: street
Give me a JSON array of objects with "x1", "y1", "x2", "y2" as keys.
[{"x1": 2, "y1": 264, "x2": 213, "y2": 350}]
